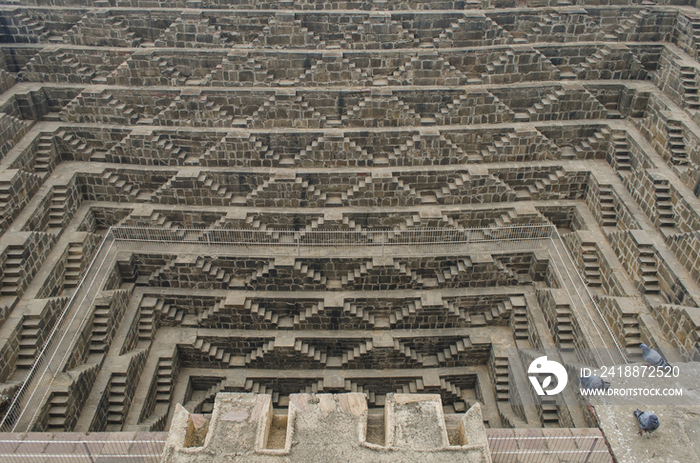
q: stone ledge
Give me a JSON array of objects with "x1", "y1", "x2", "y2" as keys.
[{"x1": 161, "y1": 392, "x2": 491, "y2": 463}]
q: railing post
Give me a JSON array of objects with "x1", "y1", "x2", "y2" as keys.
[
  {"x1": 583, "y1": 437, "x2": 599, "y2": 463},
  {"x1": 82, "y1": 441, "x2": 97, "y2": 463},
  {"x1": 297, "y1": 231, "x2": 300, "y2": 256},
  {"x1": 206, "y1": 231, "x2": 211, "y2": 254},
  {"x1": 382, "y1": 231, "x2": 385, "y2": 256}
]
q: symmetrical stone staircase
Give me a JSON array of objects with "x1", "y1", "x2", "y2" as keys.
[
  {"x1": 489, "y1": 353, "x2": 510, "y2": 403},
  {"x1": 637, "y1": 245, "x2": 660, "y2": 294},
  {"x1": 46, "y1": 391, "x2": 70, "y2": 430},
  {"x1": 31, "y1": 135, "x2": 57, "y2": 179},
  {"x1": 651, "y1": 175, "x2": 676, "y2": 228},
  {"x1": 0, "y1": 9, "x2": 52, "y2": 43},
  {"x1": 580, "y1": 242, "x2": 602, "y2": 287},
  {"x1": 609, "y1": 131, "x2": 632, "y2": 173},
  {"x1": 152, "y1": 57, "x2": 189, "y2": 86},
  {"x1": 480, "y1": 129, "x2": 559, "y2": 162},
  {"x1": 612, "y1": 9, "x2": 650, "y2": 42},
  {"x1": 243, "y1": 380, "x2": 283, "y2": 403},
  {"x1": 679, "y1": 66, "x2": 700, "y2": 111},
  {"x1": 155, "y1": 16, "x2": 232, "y2": 49},
  {"x1": 0, "y1": 245, "x2": 27, "y2": 297},
  {"x1": 154, "y1": 95, "x2": 232, "y2": 128},
  {"x1": 389, "y1": 54, "x2": 469, "y2": 86},
  {"x1": 434, "y1": 337, "x2": 474, "y2": 365},
  {"x1": 0, "y1": 233, "x2": 55, "y2": 299},
  {"x1": 243, "y1": 339, "x2": 276, "y2": 366},
  {"x1": 60, "y1": 92, "x2": 139, "y2": 125},
  {"x1": 343, "y1": 301, "x2": 376, "y2": 326},
  {"x1": 435, "y1": 17, "x2": 510, "y2": 47},
  {"x1": 537, "y1": 288, "x2": 576, "y2": 350},
  {"x1": 58, "y1": 132, "x2": 101, "y2": 162},
  {"x1": 100, "y1": 171, "x2": 142, "y2": 201},
  {"x1": 571, "y1": 128, "x2": 610, "y2": 159},
  {"x1": 523, "y1": 88, "x2": 607, "y2": 121},
  {"x1": 507, "y1": 169, "x2": 567, "y2": 201},
  {"x1": 198, "y1": 299, "x2": 226, "y2": 324},
  {"x1": 59, "y1": 90, "x2": 174, "y2": 125},
  {"x1": 62, "y1": 244, "x2": 85, "y2": 291},
  {"x1": 105, "y1": 373, "x2": 129, "y2": 430},
  {"x1": 16, "y1": 317, "x2": 40, "y2": 369},
  {"x1": 192, "y1": 338, "x2": 229, "y2": 364},
  {"x1": 137, "y1": 298, "x2": 159, "y2": 343},
  {"x1": 576, "y1": 46, "x2": 612, "y2": 79},
  {"x1": 63, "y1": 11, "x2": 142, "y2": 47},
  {"x1": 293, "y1": 339, "x2": 329, "y2": 364},
  {"x1": 21, "y1": 50, "x2": 124, "y2": 85},
  {"x1": 525, "y1": 12, "x2": 605, "y2": 43},
  {"x1": 479, "y1": 48, "x2": 558, "y2": 84},
  {"x1": 195, "y1": 257, "x2": 233, "y2": 289},
  {"x1": 154, "y1": 357, "x2": 174, "y2": 407},
  {"x1": 0, "y1": 170, "x2": 41, "y2": 236},
  {"x1": 298, "y1": 132, "x2": 372, "y2": 167},
  {"x1": 509, "y1": 296, "x2": 529, "y2": 345},
  {"x1": 89, "y1": 293, "x2": 126, "y2": 355},
  {"x1": 666, "y1": 121, "x2": 689, "y2": 166}
]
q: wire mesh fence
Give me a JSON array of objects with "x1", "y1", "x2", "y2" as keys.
[
  {"x1": 0, "y1": 432, "x2": 614, "y2": 463},
  {"x1": 487, "y1": 433, "x2": 613, "y2": 463},
  {"x1": 0, "y1": 435, "x2": 166, "y2": 463},
  {"x1": 110, "y1": 223, "x2": 555, "y2": 257}
]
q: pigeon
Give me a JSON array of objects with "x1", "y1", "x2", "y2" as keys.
[
  {"x1": 580, "y1": 375, "x2": 610, "y2": 390},
  {"x1": 640, "y1": 343, "x2": 672, "y2": 368},
  {"x1": 634, "y1": 409, "x2": 660, "y2": 435}
]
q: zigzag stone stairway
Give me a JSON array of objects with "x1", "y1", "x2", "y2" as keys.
[{"x1": 0, "y1": 0, "x2": 698, "y2": 450}]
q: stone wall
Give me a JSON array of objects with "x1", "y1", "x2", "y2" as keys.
[
  {"x1": 623, "y1": 168, "x2": 677, "y2": 229},
  {"x1": 20, "y1": 46, "x2": 131, "y2": 84},
  {"x1": 0, "y1": 231, "x2": 56, "y2": 302},
  {"x1": 652, "y1": 303, "x2": 700, "y2": 360},
  {"x1": 2, "y1": 0, "x2": 700, "y2": 448},
  {"x1": 8, "y1": 43, "x2": 665, "y2": 88},
  {"x1": 36, "y1": 232, "x2": 101, "y2": 298},
  {"x1": 609, "y1": 229, "x2": 660, "y2": 295},
  {"x1": 65, "y1": 289, "x2": 130, "y2": 370},
  {"x1": 0, "y1": 114, "x2": 28, "y2": 162},
  {"x1": 0, "y1": 169, "x2": 42, "y2": 236},
  {"x1": 536, "y1": 288, "x2": 587, "y2": 351},
  {"x1": 593, "y1": 295, "x2": 644, "y2": 348}
]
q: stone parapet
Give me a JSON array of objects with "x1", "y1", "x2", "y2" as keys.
[{"x1": 161, "y1": 392, "x2": 491, "y2": 463}]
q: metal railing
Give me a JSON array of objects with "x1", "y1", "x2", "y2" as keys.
[
  {"x1": 1, "y1": 223, "x2": 626, "y2": 435},
  {"x1": 0, "y1": 436, "x2": 165, "y2": 462},
  {"x1": 488, "y1": 433, "x2": 613, "y2": 463},
  {"x1": 0, "y1": 233, "x2": 116, "y2": 433},
  {"x1": 110, "y1": 223, "x2": 554, "y2": 257},
  {"x1": 547, "y1": 229, "x2": 627, "y2": 367}
]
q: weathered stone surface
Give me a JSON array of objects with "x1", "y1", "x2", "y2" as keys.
[{"x1": 0, "y1": 3, "x2": 698, "y2": 463}]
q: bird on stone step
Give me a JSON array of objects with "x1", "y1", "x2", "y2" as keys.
[
  {"x1": 634, "y1": 409, "x2": 660, "y2": 435},
  {"x1": 640, "y1": 343, "x2": 671, "y2": 368},
  {"x1": 579, "y1": 374, "x2": 610, "y2": 390}
]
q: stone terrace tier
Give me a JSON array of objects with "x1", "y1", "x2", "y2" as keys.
[{"x1": 0, "y1": 8, "x2": 698, "y2": 463}]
